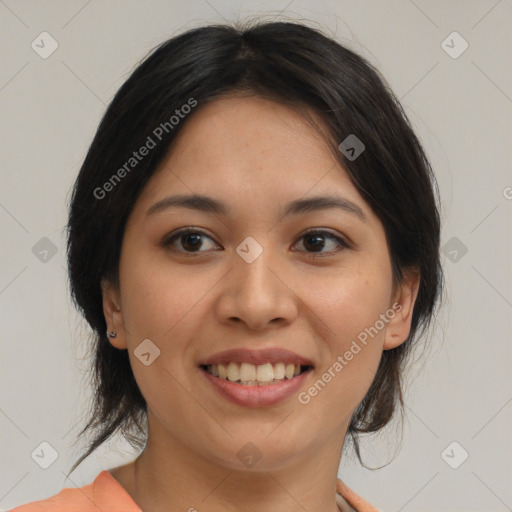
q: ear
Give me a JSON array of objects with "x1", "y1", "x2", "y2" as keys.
[
  {"x1": 101, "y1": 277, "x2": 127, "y2": 349},
  {"x1": 383, "y1": 269, "x2": 420, "y2": 350}
]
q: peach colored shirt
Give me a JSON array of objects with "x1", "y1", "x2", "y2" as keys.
[{"x1": 9, "y1": 470, "x2": 380, "y2": 512}]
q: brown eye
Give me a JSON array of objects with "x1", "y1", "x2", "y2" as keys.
[
  {"x1": 162, "y1": 228, "x2": 349, "y2": 256},
  {"x1": 162, "y1": 229, "x2": 218, "y2": 253},
  {"x1": 293, "y1": 230, "x2": 349, "y2": 255}
]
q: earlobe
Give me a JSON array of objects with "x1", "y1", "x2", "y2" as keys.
[
  {"x1": 100, "y1": 278, "x2": 127, "y2": 349},
  {"x1": 383, "y1": 271, "x2": 420, "y2": 350}
]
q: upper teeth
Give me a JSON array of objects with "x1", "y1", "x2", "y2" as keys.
[{"x1": 206, "y1": 362, "x2": 303, "y2": 383}]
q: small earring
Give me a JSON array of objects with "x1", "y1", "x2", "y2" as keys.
[{"x1": 108, "y1": 331, "x2": 117, "y2": 339}]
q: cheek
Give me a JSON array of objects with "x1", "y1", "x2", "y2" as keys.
[
  {"x1": 117, "y1": 252, "x2": 206, "y2": 412},
  {"x1": 309, "y1": 263, "x2": 392, "y2": 347},
  {"x1": 299, "y1": 262, "x2": 392, "y2": 408},
  {"x1": 119, "y1": 248, "x2": 198, "y2": 338}
]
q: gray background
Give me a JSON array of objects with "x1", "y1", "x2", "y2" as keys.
[{"x1": 1, "y1": 1, "x2": 511, "y2": 511}]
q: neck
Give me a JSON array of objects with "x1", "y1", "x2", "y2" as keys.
[{"x1": 123, "y1": 423, "x2": 348, "y2": 512}]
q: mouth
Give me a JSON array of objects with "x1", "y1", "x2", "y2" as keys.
[
  {"x1": 198, "y1": 362, "x2": 314, "y2": 407},
  {"x1": 197, "y1": 347, "x2": 315, "y2": 406},
  {"x1": 199, "y1": 362, "x2": 314, "y2": 386}
]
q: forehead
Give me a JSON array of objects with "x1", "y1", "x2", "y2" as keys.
[
  {"x1": 131, "y1": 95, "x2": 373, "y2": 225},
  {"x1": 165, "y1": 95, "x2": 331, "y2": 168}
]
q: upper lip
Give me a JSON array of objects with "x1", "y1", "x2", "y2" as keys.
[{"x1": 198, "y1": 347, "x2": 315, "y2": 367}]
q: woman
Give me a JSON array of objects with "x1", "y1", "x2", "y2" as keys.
[{"x1": 11, "y1": 19, "x2": 442, "y2": 512}]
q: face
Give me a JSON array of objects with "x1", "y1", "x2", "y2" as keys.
[{"x1": 102, "y1": 95, "x2": 419, "y2": 472}]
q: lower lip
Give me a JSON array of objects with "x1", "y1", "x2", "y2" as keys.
[{"x1": 199, "y1": 367, "x2": 313, "y2": 407}]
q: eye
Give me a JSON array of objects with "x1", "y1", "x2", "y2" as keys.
[
  {"x1": 162, "y1": 228, "x2": 349, "y2": 255},
  {"x1": 162, "y1": 228, "x2": 219, "y2": 254},
  {"x1": 292, "y1": 229, "x2": 349, "y2": 256}
]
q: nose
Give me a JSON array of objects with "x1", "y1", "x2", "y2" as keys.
[{"x1": 215, "y1": 242, "x2": 299, "y2": 331}]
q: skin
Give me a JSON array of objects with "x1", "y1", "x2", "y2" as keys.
[{"x1": 101, "y1": 95, "x2": 420, "y2": 512}]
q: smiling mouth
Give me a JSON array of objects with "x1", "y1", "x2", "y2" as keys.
[{"x1": 200, "y1": 362, "x2": 313, "y2": 386}]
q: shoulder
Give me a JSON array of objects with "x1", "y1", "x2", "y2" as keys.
[
  {"x1": 336, "y1": 478, "x2": 382, "y2": 512},
  {"x1": 8, "y1": 470, "x2": 141, "y2": 512},
  {"x1": 9, "y1": 472, "x2": 376, "y2": 512}
]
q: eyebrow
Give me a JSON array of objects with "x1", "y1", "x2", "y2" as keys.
[{"x1": 146, "y1": 193, "x2": 367, "y2": 222}]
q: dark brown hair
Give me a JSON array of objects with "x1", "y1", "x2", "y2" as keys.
[{"x1": 66, "y1": 19, "x2": 443, "y2": 476}]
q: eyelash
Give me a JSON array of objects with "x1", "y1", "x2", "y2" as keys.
[{"x1": 161, "y1": 227, "x2": 350, "y2": 257}]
